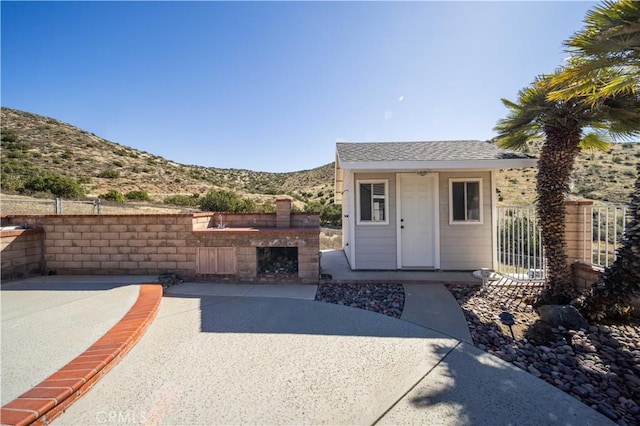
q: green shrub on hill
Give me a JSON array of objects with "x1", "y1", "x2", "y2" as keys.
[
  {"x1": 304, "y1": 201, "x2": 342, "y2": 228},
  {"x1": 25, "y1": 174, "x2": 85, "y2": 198},
  {"x1": 100, "y1": 190, "x2": 125, "y2": 203},
  {"x1": 200, "y1": 190, "x2": 256, "y2": 212},
  {"x1": 163, "y1": 194, "x2": 201, "y2": 206},
  {"x1": 125, "y1": 190, "x2": 151, "y2": 201},
  {"x1": 98, "y1": 169, "x2": 120, "y2": 179}
]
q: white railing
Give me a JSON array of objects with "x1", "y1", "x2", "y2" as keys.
[
  {"x1": 496, "y1": 206, "x2": 546, "y2": 281},
  {"x1": 582, "y1": 204, "x2": 628, "y2": 268}
]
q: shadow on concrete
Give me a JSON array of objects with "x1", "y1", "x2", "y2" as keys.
[
  {"x1": 197, "y1": 295, "x2": 444, "y2": 339},
  {"x1": 380, "y1": 342, "x2": 615, "y2": 425},
  {"x1": 0, "y1": 275, "x2": 157, "y2": 292}
]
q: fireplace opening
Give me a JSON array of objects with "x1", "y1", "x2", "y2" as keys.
[{"x1": 257, "y1": 247, "x2": 298, "y2": 275}]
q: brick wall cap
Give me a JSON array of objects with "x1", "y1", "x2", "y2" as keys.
[
  {"x1": 564, "y1": 200, "x2": 594, "y2": 206},
  {"x1": 0, "y1": 228, "x2": 45, "y2": 237}
]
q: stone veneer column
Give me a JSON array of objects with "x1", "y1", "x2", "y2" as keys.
[
  {"x1": 564, "y1": 200, "x2": 593, "y2": 266},
  {"x1": 276, "y1": 199, "x2": 292, "y2": 228}
]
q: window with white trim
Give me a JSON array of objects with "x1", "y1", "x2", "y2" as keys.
[
  {"x1": 357, "y1": 180, "x2": 388, "y2": 224},
  {"x1": 449, "y1": 178, "x2": 483, "y2": 224}
]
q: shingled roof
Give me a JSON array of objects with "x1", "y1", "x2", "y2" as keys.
[
  {"x1": 336, "y1": 140, "x2": 534, "y2": 164},
  {"x1": 334, "y1": 140, "x2": 537, "y2": 203}
]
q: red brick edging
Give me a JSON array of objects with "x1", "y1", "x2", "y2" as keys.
[{"x1": 0, "y1": 284, "x2": 163, "y2": 426}]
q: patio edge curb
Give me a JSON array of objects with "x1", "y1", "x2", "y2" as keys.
[{"x1": 0, "y1": 284, "x2": 163, "y2": 426}]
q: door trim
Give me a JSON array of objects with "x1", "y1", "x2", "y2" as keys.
[{"x1": 396, "y1": 173, "x2": 440, "y2": 269}]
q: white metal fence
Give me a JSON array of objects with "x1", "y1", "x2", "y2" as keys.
[
  {"x1": 496, "y1": 204, "x2": 629, "y2": 280},
  {"x1": 496, "y1": 206, "x2": 546, "y2": 281},
  {"x1": 581, "y1": 204, "x2": 628, "y2": 268}
]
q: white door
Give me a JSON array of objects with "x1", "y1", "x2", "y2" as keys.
[{"x1": 399, "y1": 174, "x2": 436, "y2": 268}]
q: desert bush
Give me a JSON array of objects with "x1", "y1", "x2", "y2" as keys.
[
  {"x1": 200, "y1": 190, "x2": 256, "y2": 212},
  {"x1": 256, "y1": 202, "x2": 276, "y2": 213},
  {"x1": 304, "y1": 201, "x2": 342, "y2": 228},
  {"x1": 1, "y1": 128, "x2": 18, "y2": 143},
  {"x1": 100, "y1": 189, "x2": 125, "y2": 203},
  {"x1": 320, "y1": 203, "x2": 342, "y2": 228},
  {"x1": 1, "y1": 174, "x2": 25, "y2": 193},
  {"x1": 163, "y1": 194, "x2": 201, "y2": 207},
  {"x1": 98, "y1": 169, "x2": 120, "y2": 179},
  {"x1": 125, "y1": 190, "x2": 151, "y2": 201},
  {"x1": 24, "y1": 173, "x2": 85, "y2": 198}
]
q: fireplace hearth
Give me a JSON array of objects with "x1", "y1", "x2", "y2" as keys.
[{"x1": 257, "y1": 247, "x2": 298, "y2": 275}]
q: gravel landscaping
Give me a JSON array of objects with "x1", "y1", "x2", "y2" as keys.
[
  {"x1": 315, "y1": 282, "x2": 404, "y2": 318},
  {"x1": 316, "y1": 282, "x2": 640, "y2": 425}
]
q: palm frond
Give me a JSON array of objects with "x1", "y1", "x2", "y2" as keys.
[
  {"x1": 553, "y1": 0, "x2": 640, "y2": 102},
  {"x1": 579, "y1": 132, "x2": 611, "y2": 151}
]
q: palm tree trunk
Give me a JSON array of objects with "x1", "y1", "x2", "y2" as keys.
[{"x1": 537, "y1": 125, "x2": 582, "y2": 304}]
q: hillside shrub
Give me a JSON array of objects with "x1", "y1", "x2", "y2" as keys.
[
  {"x1": 24, "y1": 174, "x2": 86, "y2": 198},
  {"x1": 320, "y1": 203, "x2": 342, "y2": 228},
  {"x1": 304, "y1": 201, "x2": 342, "y2": 228},
  {"x1": 1, "y1": 129, "x2": 32, "y2": 159},
  {"x1": 125, "y1": 190, "x2": 151, "y2": 201},
  {"x1": 100, "y1": 190, "x2": 126, "y2": 203},
  {"x1": 1, "y1": 174, "x2": 25, "y2": 193},
  {"x1": 257, "y1": 202, "x2": 276, "y2": 213},
  {"x1": 1, "y1": 128, "x2": 18, "y2": 143},
  {"x1": 98, "y1": 169, "x2": 120, "y2": 179},
  {"x1": 200, "y1": 190, "x2": 256, "y2": 212},
  {"x1": 164, "y1": 194, "x2": 200, "y2": 206}
]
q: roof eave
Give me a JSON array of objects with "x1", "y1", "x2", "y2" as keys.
[{"x1": 337, "y1": 159, "x2": 538, "y2": 170}]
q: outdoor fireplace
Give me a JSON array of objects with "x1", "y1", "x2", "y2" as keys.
[{"x1": 257, "y1": 247, "x2": 298, "y2": 276}]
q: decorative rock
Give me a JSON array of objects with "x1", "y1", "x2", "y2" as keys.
[
  {"x1": 607, "y1": 388, "x2": 620, "y2": 399},
  {"x1": 572, "y1": 385, "x2": 589, "y2": 396},
  {"x1": 444, "y1": 284, "x2": 640, "y2": 425},
  {"x1": 598, "y1": 404, "x2": 620, "y2": 420},
  {"x1": 537, "y1": 305, "x2": 589, "y2": 331},
  {"x1": 527, "y1": 365, "x2": 542, "y2": 377}
]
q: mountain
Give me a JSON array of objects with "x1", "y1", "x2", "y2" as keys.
[
  {"x1": 495, "y1": 140, "x2": 639, "y2": 205},
  {"x1": 1, "y1": 107, "x2": 637, "y2": 207},
  {"x1": 0, "y1": 107, "x2": 335, "y2": 205}
]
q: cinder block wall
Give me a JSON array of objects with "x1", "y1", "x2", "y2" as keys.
[
  {"x1": 0, "y1": 229, "x2": 45, "y2": 280},
  {"x1": 572, "y1": 261, "x2": 640, "y2": 316},
  {"x1": 572, "y1": 261, "x2": 603, "y2": 292},
  {"x1": 1, "y1": 210, "x2": 320, "y2": 283},
  {"x1": 40, "y1": 214, "x2": 196, "y2": 276}
]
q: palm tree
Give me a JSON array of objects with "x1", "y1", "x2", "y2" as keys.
[
  {"x1": 549, "y1": 0, "x2": 640, "y2": 318},
  {"x1": 494, "y1": 72, "x2": 640, "y2": 305},
  {"x1": 549, "y1": 0, "x2": 640, "y2": 102}
]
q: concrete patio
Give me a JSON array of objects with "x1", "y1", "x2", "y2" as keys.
[{"x1": 0, "y1": 273, "x2": 613, "y2": 425}]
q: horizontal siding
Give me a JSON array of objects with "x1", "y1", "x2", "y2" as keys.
[
  {"x1": 439, "y1": 171, "x2": 493, "y2": 270},
  {"x1": 342, "y1": 170, "x2": 354, "y2": 267},
  {"x1": 354, "y1": 173, "x2": 397, "y2": 269}
]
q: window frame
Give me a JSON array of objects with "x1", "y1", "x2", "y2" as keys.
[
  {"x1": 449, "y1": 178, "x2": 483, "y2": 225},
  {"x1": 356, "y1": 179, "x2": 389, "y2": 225}
]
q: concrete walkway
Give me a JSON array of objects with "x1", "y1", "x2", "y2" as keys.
[
  {"x1": 1, "y1": 276, "x2": 613, "y2": 425},
  {"x1": 320, "y1": 249, "x2": 479, "y2": 283}
]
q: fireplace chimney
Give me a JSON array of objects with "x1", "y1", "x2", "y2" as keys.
[{"x1": 276, "y1": 198, "x2": 292, "y2": 228}]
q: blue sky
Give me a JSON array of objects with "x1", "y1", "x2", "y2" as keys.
[{"x1": 2, "y1": 1, "x2": 598, "y2": 172}]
